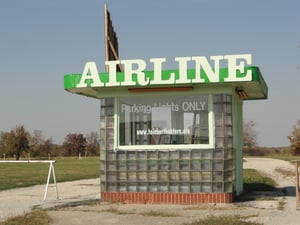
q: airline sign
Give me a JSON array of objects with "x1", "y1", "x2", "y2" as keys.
[{"x1": 76, "y1": 54, "x2": 252, "y2": 88}]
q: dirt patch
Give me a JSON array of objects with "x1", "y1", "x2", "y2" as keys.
[{"x1": 48, "y1": 203, "x2": 260, "y2": 225}]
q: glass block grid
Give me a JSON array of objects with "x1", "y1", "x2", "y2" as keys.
[{"x1": 100, "y1": 94, "x2": 235, "y2": 193}]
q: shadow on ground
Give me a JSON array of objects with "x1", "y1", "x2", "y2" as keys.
[{"x1": 237, "y1": 186, "x2": 296, "y2": 202}]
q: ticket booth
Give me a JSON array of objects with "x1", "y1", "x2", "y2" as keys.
[{"x1": 64, "y1": 55, "x2": 267, "y2": 204}]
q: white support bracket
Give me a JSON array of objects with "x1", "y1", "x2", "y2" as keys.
[
  {"x1": 44, "y1": 160, "x2": 59, "y2": 201},
  {"x1": 0, "y1": 160, "x2": 59, "y2": 201}
]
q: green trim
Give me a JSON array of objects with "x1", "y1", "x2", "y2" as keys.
[
  {"x1": 64, "y1": 66, "x2": 268, "y2": 100},
  {"x1": 65, "y1": 66, "x2": 258, "y2": 88}
]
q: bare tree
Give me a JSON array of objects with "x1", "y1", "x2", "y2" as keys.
[
  {"x1": 0, "y1": 126, "x2": 30, "y2": 160},
  {"x1": 243, "y1": 120, "x2": 258, "y2": 155},
  {"x1": 29, "y1": 130, "x2": 43, "y2": 157},
  {"x1": 288, "y1": 120, "x2": 300, "y2": 155},
  {"x1": 62, "y1": 133, "x2": 87, "y2": 156},
  {"x1": 14, "y1": 126, "x2": 29, "y2": 160},
  {"x1": 29, "y1": 130, "x2": 54, "y2": 158},
  {"x1": 41, "y1": 138, "x2": 54, "y2": 157},
  {"x1": 0, "y1": 131, "x2": 15, "y2": 158},
  {"x1": 85, "y1": 131, "x2": 100, "y2": 156}
]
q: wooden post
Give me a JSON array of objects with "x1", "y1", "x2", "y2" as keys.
[
  {"x1": 292, "y1": 160, "x2": 300, "y2": 210},
  {"x1": 296, "y1": 161, "x2": 300, "y2": 210}
]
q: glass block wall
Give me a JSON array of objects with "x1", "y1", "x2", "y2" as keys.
[{"x1": 100, "y1": 94, "x2": 235, "y2": 193}]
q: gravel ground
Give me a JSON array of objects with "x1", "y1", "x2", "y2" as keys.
[
  {"x1": 1, "y1": 158, "x2": 300, "y2": 225},
  {"x1": 48, "y1": 158, "x2": 300, "y2": 225},
  {"x1": 0, "y1": 178, "x2": 100, "y2": 221}
]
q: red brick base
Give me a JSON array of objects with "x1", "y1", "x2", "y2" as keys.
[{"x1": 101, "y1": 192, "x2": 234, "y2": 204}]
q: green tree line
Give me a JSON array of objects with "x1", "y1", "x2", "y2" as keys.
[{"x1": 0, "y1": 125, "x2": 99, "y2": 160}]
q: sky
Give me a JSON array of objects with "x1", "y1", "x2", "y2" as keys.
[{"x1": 0, "y1": 0, "x2": 299, "y2": 147}]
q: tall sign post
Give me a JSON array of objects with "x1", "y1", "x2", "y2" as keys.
[
  {"x1": 104, "y1": 4, "x2": 123, "y2": 72},
  {"x1": 102, "y1": 4, "x2": 123, "y2": 194}
]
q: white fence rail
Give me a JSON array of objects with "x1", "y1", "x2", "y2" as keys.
[{"x1": 0, "y1": 160, "x2": 59, "y2": 201}]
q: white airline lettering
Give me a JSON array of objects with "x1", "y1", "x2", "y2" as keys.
[{"x1": 76, "y1": 54, "x2": 252, "y2": 88}]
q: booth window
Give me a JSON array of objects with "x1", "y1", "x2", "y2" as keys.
[{"x1": 118, "y1": 95, "x2": 210, "y2": 146}]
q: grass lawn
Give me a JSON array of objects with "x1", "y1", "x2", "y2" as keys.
[
  {"x1": 243, "y1": 168, "x2": 277, "y2": 192},
  {"x1": 0, "y1": 157, "x2": 99, "y2": 191}
]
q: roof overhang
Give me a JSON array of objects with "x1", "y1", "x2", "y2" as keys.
[{"x1": 64, "y1": 66, "x2": 267, "y2": 100}]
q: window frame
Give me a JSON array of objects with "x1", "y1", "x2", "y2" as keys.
[{"x1": 114, "y1": 93, "x2": 215, "y2": 151}]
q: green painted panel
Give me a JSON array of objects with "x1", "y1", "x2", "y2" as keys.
[{"x1": 64, "y1": 66, "x2": 268, "y2": 100}]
